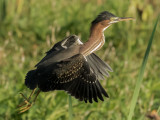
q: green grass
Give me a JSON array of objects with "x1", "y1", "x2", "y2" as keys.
[
  {"x1": 68, "y1": 95, "x2": 73, "y2": 120},
  {"x1": 128, "y1": 15, "x2": 159, "y2": 120},
  {"x1": 0, "y1": 0, "x2": 160, "y2": 120},
  {"x1": 158, "y1": 106, "x2": 160, "y2": 115}
]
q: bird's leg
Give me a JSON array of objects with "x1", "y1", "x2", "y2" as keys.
[
  {"x1": 18, "y1": 88, "x2": 41, "y2": 113},
  {"x1": 18, "y1": 88, "x2": 36, "y2": 107},
  {"x1": 32, "y1": 89, "x2": 41, "y2": 103}
]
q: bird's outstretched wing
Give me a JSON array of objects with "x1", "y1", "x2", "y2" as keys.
[{"x1": 26, "y1": 54, "x2": 109, "y2": 103}]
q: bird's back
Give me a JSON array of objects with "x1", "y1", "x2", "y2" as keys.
[{"x1": 36, "y1": 35, "x2": 82, "y2": 68}]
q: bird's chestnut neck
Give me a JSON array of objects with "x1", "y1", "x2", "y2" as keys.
[{"x1": 80, "y1": 20, "x2": 110, "y2": 56}]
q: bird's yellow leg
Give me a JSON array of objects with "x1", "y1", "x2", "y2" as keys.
[
  {"x1": 18, "y1": 88, "x2": 41, "y2": 113},
  {"x1": 18, "y1": 88, "x2": 37, "y2": 107},
  {"x1": 33, "y1": 89, "x2": 41, "y2": 103}
]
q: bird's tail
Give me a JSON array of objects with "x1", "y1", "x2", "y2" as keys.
[{"x1": 25, "y1": 70, "x2": 38, "y2": 90}]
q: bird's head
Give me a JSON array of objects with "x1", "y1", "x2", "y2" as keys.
[{"x1": 91, "y1": 11, "x2": 134, "y2": 31}]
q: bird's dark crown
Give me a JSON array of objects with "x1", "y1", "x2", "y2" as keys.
[{"x1": 92, "y1": 11, "x2": 116, "y2": 24}]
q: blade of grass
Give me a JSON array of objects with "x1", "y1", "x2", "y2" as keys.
[
  {"x1": 157, "y1": 106, "x2": 160, "y2": 116},
  {"x1": 0, "y1": 0, "x2": 6, "y2": 22},
  {"x1": 68, "y1": 95, "x2": 73, "y2": 120},
  {"x1": 127, "y1": 16, "x2": 159, "y2": 120}
]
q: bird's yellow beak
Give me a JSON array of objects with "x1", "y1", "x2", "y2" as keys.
[
  {"x1": 110, "y1": 17, "x2": 134, "y2": 24},
  {"x1": 118, "y1": 17, "x2": 135, "y2": 21}
]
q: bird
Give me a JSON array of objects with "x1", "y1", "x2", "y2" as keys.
[{"x1": 18, "y1": 11, "x2": 134, "y2": 113}]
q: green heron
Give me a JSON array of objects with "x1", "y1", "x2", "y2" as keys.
[{"x1": 18, "y1": 11, "x2": 133, "y2": 113}]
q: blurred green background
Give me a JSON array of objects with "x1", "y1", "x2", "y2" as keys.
[{"x1": 0, "y1": 0, "x2": 160, "y2": 120}]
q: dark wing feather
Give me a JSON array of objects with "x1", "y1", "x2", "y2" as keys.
[
  {"x1": 86, "y1": 55, "x2": 105, "y2": 80},
  {"x1": 92, "y1": 83, "x2": 98, "y2": 102},
  {"x1": 86, "y1": 53, "x2": 113, "y2": 80},
  {"x1": 53, "y1": 54, "x2": 109, "y2": 103},
  {"x1": 89, "y1": 83, "x2": 93, "y2": 103},
  {"x1": 91, "y1": 53, "x2": 112, "y2": 72}
]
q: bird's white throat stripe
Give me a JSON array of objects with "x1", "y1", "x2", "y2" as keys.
[
  {"x1": 90, "y1": 42, "x2": 102, "y2": 54},
  {"x1": 89, "y1": 35, "x2": 105, "y2": 54},
  {"x1": 103, "y1": 25, "x2": 111, "y2": 31}
]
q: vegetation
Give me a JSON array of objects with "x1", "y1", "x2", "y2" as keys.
[{"x1": 0, "y1": 0, "x2": 160, "y2": 120}]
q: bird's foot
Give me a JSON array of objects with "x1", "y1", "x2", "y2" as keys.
[
  {"x1": 17, "y1": 93, "x2": 34, "y2": 113},
  {"x1": 17, "y1": 89, "x2": 40, "y2": 113},
  {"x1": 18, "y1": 101, "x2": 33, "y2": 113}
]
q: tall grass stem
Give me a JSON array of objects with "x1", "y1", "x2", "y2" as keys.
[
  {"x1": 157, "y1": 106, "x2": 160, "y2": 115},
  {"x1": 127, "y1": 16, "x2": 159, "y2": 120},
  {"x1": 69, "y1": 95, "x2": 73, "y2": 120}
]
